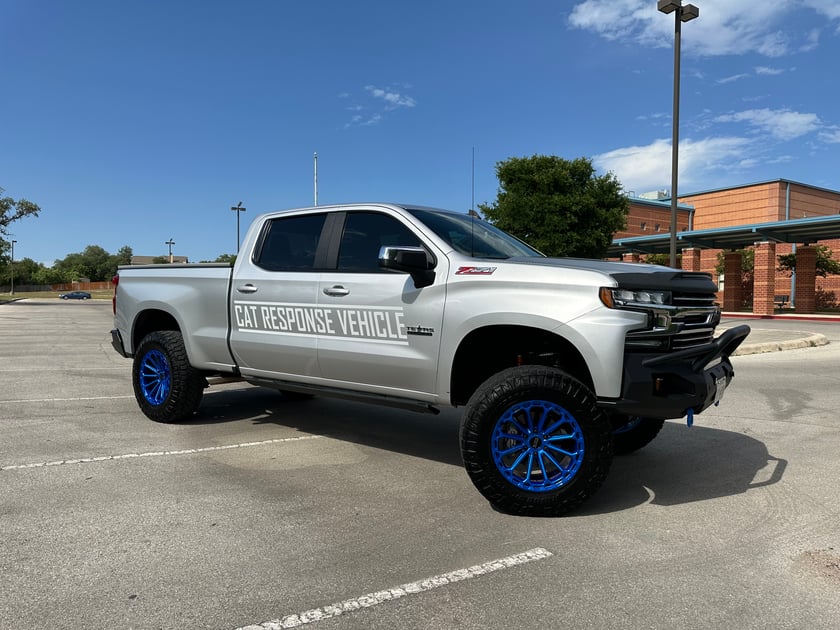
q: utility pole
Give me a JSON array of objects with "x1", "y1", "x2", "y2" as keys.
[
  {"x1": 10, "y1": 239, "x2": 16, "y2": 295},
  {"x1": 231, "y1": 202, "x2": 246, "y2": 253},
  {"x1": 166, "y1": 238, "x2": 175, "y2": 264}
]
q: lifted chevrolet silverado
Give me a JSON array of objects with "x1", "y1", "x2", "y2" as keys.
[{"x1": 111, "y1": 203, "x2": 749, "y2": 515}]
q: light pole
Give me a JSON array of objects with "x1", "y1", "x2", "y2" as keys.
[
  {"x1": 166, "y1": 238, "x2": 175, "y2": 264},
  {"x1": 9, "y1": 239, "x2": 16, "y2": 295},
  {"x1": 231, "y1": 202, "x2": 246, "y2": 253},
  {"x1": 658, "y1": 0, "x2": 699, "y2": 269}
]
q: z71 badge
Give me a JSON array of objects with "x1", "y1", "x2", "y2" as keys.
[{"x1": 456, "y1": 266, "x2": 497, "y2": 275}]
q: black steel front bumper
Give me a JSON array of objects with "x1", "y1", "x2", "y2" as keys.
[{"x1": 600, "y1": 324, "x2": 751, "y2": 420}]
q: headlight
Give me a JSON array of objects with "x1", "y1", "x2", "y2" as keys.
[{"x1": 600, "y1": 287, "x2": 670, "y2": 309}]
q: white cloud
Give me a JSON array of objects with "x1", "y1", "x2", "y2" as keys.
[
  {"x1": 568, "y1": 0, "x2": 829, "y2": 57},
  {"x1": 754, "y1": 66, "x2": 784, "y2": 76},
  {"x1": 717, "y1": 73, "x2": 749, "y2": 84},
  {"x1": 364, "y1": 85, "x2": 416, "y2": 109},
  {"x1": 819, "y1": 128, "x2": 840, "y2": 143},
  {"x1": 715, "y1": 108, "x2": 821, "y2": 140},
  {"x1": 341, "y1": 84, "x2": 417, "y2": 128},
  {"x1": 802, "y1": 0, "x2": 840, "y2": 20},
  {"x1": 799, "y1": 28, "x2": 820, "y2": 52},
  {"x1": 593, "y1": 136, "x2": 753, "y2": 193}
]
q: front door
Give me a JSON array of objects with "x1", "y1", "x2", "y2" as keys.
[{"x1": 316, "y1": 210, "x2": 447, "y2": 398}]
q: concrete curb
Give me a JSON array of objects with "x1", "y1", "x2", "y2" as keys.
[{"x1": 733, "y1": 333, "x2": 829, "y2": 356}]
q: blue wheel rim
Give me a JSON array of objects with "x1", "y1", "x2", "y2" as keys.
[
  {"x1": 139, "y1": 349, "x2": 171, "y2": 406},
  {"x1": 491, "y1": 399, "x2": 585, "y2": 493}
]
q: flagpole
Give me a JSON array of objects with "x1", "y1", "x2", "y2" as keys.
[{"x1": 314, "y1": 152, "x2": 318, "y2": 206}]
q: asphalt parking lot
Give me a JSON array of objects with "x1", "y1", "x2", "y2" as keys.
[{"x1": 1, "y1": 300, "x2": 839, "y2": 629}]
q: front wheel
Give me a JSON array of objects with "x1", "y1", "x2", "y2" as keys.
[
  {"x1": 132, "y1": 331, "x2": 205, "y2": 423},
  {"x1": 460, "y1": 366, "x2": 613, "y2": 516}
]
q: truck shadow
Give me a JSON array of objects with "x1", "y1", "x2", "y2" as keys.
[
  {"x1": 197, "y1": 387, "x2": 786, "y2": 514},
  {"x1": 196, "y1": 387, "x2": 464, "y2": 466},
  {"x1": 579, "y1": 421, "x2": 787, "y2": 515}
]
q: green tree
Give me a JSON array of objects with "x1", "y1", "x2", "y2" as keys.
[
  {"x1": 777, "y1": 245, "x2": 840, "y2": 277},
  {"x1": 51, "y1": 244, "x2": 133, "y2": 281},
  {"x1": 478, "y1": 155, "x2": 628, "y2": 258},
  {"x1": 641, "y1": 253, "x2": 679, "y2": 267},
  {"x1": 201, "y1": 253, "x2": 236, "y2": 264},
  {"x1": 1, "y1": 196, "x2": 41, "y2": 279},
  {"x1": 0, "y1": 256, "x2": 47, "y2": 287},
  {"x1": 0, "y1": 196, "x2": 40, "y2": 237},
  {"x1": 32, "y1": 264, "x2": 70, "y2": 286},
  {"x1": 114, "y1": 245, "x2": 133, "y2": 266}
]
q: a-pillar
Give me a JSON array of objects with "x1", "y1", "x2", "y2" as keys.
[
  {"x1": 681, "y1": 248, "x2": 701, "y2": 272},
  {"x1": 722, "y1": 250, "x2": 743, "y2": 312},
  {"x1": 753, "y1": 241, "x2": 776, "y2": 316},
  {"x1": 794, "y1": 245, "x2": 817, "y2": 313},
  {"x1": 622, "y1": 253, "x2": 641, "y2": 264}
]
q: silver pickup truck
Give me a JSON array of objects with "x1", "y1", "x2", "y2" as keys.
[{"x1": 111, "y1": 202, "x2": 750, "y2": 515}]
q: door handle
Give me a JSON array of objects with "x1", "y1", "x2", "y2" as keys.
[
  {"x1": 323, "y1": 285, "x2": 350, "y2": 297},
  {"x1": 237, "y1": 284, "x2": 258, "y2": 294}
]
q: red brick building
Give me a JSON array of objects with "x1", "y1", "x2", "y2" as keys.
[{"x1": 610, "y1": 179, "x2": 840, "y2": 314}]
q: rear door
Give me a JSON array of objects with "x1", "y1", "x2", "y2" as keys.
[
  {"x1": 316, "y1": 209, "x2": 447, "y2": 398},
  {"x1": 228, "y1": 212, "x2": 329, "y2": 381}
]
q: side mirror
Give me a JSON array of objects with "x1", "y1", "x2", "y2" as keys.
[{"x1": 379, "y1": 246, "x2": 436, "y2": 289}]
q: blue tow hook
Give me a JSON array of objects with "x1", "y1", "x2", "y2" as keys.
[{"x1": 686, "y1": 408, "x2": 694, "y2": 427}]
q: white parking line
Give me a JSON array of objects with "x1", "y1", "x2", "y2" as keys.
[
  {"x1": 234, "y1": 547, "x2": 553, "y2": 630},
  {"x1": 0, "y1": 435, "x2": 322, "y2": 471},
  {"x1": 1, "y1": 395, "x2": 135, "y2": 403},
  {"x1": 0, "y1": 367, "x2": 127, "y2": 372}
]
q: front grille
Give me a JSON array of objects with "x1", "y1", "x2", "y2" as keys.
[
  {"x1": 670, "y1": 290, "x2": 718, "y2": 349},
  {"x1": 625, "y1": 289, "x2": 719, "y2": 352},
  {"x1": 671, "y1": 326, "x2": 715, "y2": 349},
  {"x1": 672, "y1": 292, "x2": 717, "y2": 308}
]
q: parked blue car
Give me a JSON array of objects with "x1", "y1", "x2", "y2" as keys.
[{"x1": 60, "y1": 291, "x2": 92, "y2": 300}]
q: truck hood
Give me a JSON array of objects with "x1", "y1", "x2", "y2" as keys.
[{"x1": 506, "y1": 256, "x2": 717, "y2": 292}]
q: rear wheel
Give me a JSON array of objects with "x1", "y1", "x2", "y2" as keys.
[
  {"x1": 460, "y1": 366, "x2": 613, "y2": 516},
  {"x1": 132, "y1": 331, "x2": 205, "y2": 423}
]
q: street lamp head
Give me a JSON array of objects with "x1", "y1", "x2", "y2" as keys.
[
  {"x1": 681, "y1": 4, "x2": 699, "y2": 21},
  {"x1": 657, "y1": 0, "x2": 679, "y2": 14},
  {"x1": 658, "y1": 1, "x2": 699, "y2": 21}
]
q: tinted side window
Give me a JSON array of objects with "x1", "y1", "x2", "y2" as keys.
[
  {"x1": 256, "y1": 214, "x2": 326, "y2": 271},
  {"x1": 337, "y1": 212, "x2": 422, "y2": 272}
]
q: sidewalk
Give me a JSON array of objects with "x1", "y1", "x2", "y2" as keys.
[{"x1": 721, "y1": 312, "x2": 836, "y2": 355}]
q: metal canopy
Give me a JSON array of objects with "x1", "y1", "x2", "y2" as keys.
[{"x1": 608, "y1": 214, "x2": 840, "y2": 257}]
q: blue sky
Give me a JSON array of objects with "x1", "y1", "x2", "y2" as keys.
[{"x1": 3, "y1": 0, "x2": 840, "y2": 265}]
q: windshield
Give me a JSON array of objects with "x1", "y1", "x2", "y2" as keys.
[{"x1": 406, "y1": 208, "x2": 543, "y2": 259}]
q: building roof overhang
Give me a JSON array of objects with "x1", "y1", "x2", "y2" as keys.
[{"x1": 608, "y1": 214, "x2": 840, "y2": 257}]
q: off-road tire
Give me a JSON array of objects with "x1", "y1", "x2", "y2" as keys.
[
  {"x1": 460, "y1": 366, "x2": 613, "y2": 516},
  {"x1": 610, "y1": 415, "x2": 665, "y2": 455},
  {"x1": 132, "y1": 331, "x2": 205, "y2": 423}
]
